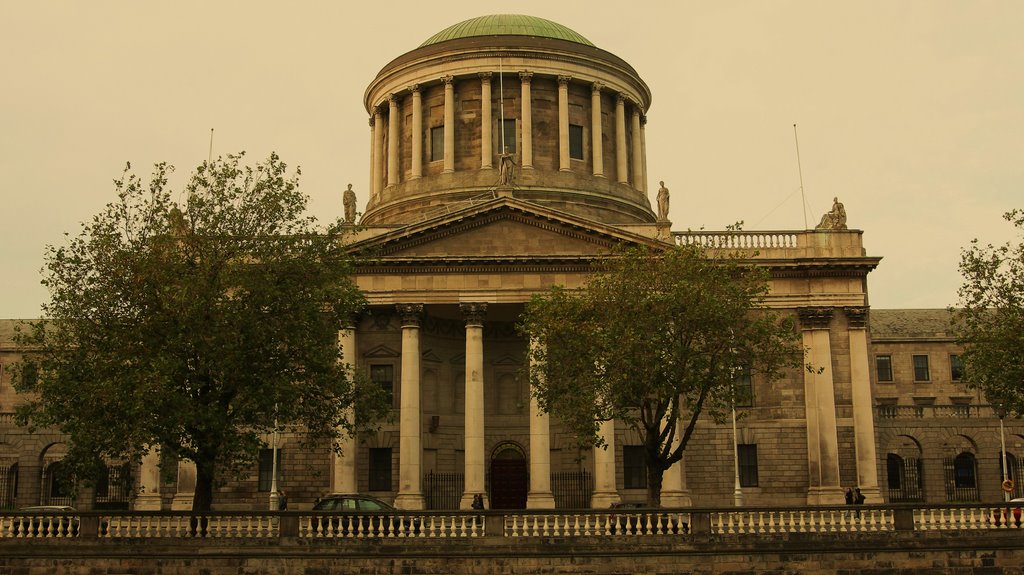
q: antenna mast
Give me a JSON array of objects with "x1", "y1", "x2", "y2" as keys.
[
  {"x1": 208, "y1": 128, "x2": 215, "y2": 163},
  {"x1": 793, "y1": 124, "x2": 808, "y2": 229}
]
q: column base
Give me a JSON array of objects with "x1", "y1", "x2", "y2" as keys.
[
  {"x1": 526, "y1": 491, "x2": 557, "y2": 509},
  {"x1": 858, "y1": 485, "x2": 882, "y2": 504},
  {"x1": 393, "y1": 493, "x2": 426, "y2": 510},
  {"x1": 659, "y1": 489, "x2": 692, "y2": 508},
  {"x1": 805, "y1": 486, "x2": 846, "y2": 505},
  {"x1": 133, "y1": 493, "x2": 162, "y2": 511},
  {"x1": 590, "y1": 490, "x2": 621, "y2": 509},
  {"x1": 170, "y1": 493, "x2": 194, "y2": 511}
]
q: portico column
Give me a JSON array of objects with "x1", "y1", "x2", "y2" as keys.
[
  {"x1": 526, "y1": 339, "x2": 556, "y2": 509},
  {"x1": 591, "y1": 418, "x2": 620, "y2": 508},
  {"x1": 631, "y1": 107, "x2": 644, "y2": 192},
  {"x1": 134, "y1": 445, "x2": 162, "y2": 510},
  {"x1": 410, "y1": 85, "x2": 422, "y2": 179},
  {"x1": 367, "y1": 116, "x2": 375, "y2": 199},
  {"x1": 615, "y1": 94, "x2": 628, "y2": 184},
  {"x1": 519, "y1": 72, "x2": 533, "y2": 168},
  {"x1": 798, "y1": 307, "x2": 844, "y2": 505},
  {"x1": 479, "y1": 73, "x2": 493, "y2": 168},
  {"x1": 170, "y1": 460, "x2": 196, "y2": 510},
  {"x1": 387, "y1": 94, "x2": 400, "y2": 187},
  {"x1": 372, "y1": 108, "x2": 384, "y2": 198},
  {"x1": 640, "y1": 115, "x2": 648, "y2": 194},
  {"x1": 846, "y1": 307, "x2": 881, "y2": 503},
  {"x1": 394, "y1": 304, "x2": 425, "y2": 509},
  {"x1": 460, "y1": 303, "x2": 488, "y2": 509},
  {"x1": 558, "y1": 75, "x2": 571, "y2": 171},
  {"x1": 591, "y1": 83, "x2": 604, "y2": 177},
  {"x1": 442, "y1": 75, "x2": 455, "y2": 173},
  {"x1": 332, "y1": 321, "x2": 358, "y2": 494}
]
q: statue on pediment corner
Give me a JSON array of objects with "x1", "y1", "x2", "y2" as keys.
[{"x1": 815, "y1": 196, "x2": 847, "y2": 230}]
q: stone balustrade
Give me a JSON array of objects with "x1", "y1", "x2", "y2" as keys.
[
  {"x1": 876, "y1": 404, "x2": 998, "y2": 419},
  {"x1": 3, "y1": 503, "x2": 1022, "y2": 541},
  {"x1": 673, "y1": 229, "x2": 869, "y2": 259}
]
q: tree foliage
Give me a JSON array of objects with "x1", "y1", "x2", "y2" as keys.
[
  {"x1": 520, "y1": 244, "x2": 803, "y2": 505},
  {"x1": 12, "y1": 153, "x2": 388, "y2": 510},
  {"x1": 953, "y1": 209, "x2": 1024, "y2": 415}
]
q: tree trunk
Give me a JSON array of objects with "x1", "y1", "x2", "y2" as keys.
[
  {"x1": 192, "y1": 458, "x2": 216, "y2": 512},
  {"x1": 646, "y1": 463, "x2": 665, "y2": 507}
]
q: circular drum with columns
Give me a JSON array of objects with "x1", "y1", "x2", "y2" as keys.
[{"x1": 361, "y1": 14, "x2": 654, "y2": 226}]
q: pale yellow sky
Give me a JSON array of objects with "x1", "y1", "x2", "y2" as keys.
[{"x1": 2, "y1": 0, "x2": 1022, "y2": 317}]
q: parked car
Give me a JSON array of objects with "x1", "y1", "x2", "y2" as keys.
[
  {"x1": 608, "y1": 502, "x2": 688, "y2": 535},
  {"x1": 310, "y1": 494, "x2": 420, "y2": 536},
  {"x1": 13, "y1": 506, "x2": 79, "y2": 537}
]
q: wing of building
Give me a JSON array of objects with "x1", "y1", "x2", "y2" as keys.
[{"x1": 0, "y1": 15, "x2": 1011, "y2": 511}]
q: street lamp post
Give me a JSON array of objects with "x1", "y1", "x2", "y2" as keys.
[
  {"x1": 732, "y1": 402, "x2": 743, "y2": 507},
  {"x1": 998, "y1": 406, "x2": 1010, "y2": 502},
  {"x1": 269, "y1": 412, "x2": 280, "y2": 511}
]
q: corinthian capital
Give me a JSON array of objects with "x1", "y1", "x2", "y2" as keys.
[
  {"x1": 844, "y1": 306, "x2": 869, "y2": 329},
  {"x1": 460, "y1": 302, "x2": 488, "y2": 327},
  {"x1": 396, "y1": 304, "x2": 424, "y2": 327},
  {"x1": 797, "y1": 307, "x2": 833, "y2": 330}
]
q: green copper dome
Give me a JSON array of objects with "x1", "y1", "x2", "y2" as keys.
[{"x1": 420, "y1": 14, "x2": 594, "y2": 48}]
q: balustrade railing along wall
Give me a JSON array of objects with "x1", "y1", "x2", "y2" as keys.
[{"x1": 4, "y1": 504, "x2": 1024, "y2": 541}]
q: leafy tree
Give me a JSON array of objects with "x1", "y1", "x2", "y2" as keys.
[
  {"x1": 13, "y1": 153, "x2": 388, "y2": 510},
  {"x1": 953, "y1": 209, "x2": 1024, "y2": 415},
  {"x1": 520, "y1": 244, "x2": 803, "y2": 505}
]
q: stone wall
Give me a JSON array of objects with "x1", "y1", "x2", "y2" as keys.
[{"x1": 2, "y1": 532, "x2": 1024, "y2": 574}]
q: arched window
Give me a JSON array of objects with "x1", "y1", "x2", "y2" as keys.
[
  {"x1": 43, "y1": 461, "x2": 74, "y2": 506},
  {"x1": 954, "y1": 453, "x2": 977, "y2": 488},
  {"x1": 887, "y1": 454, "x2": 904, "y2": 489},
  {"x1": 0, "y1": 462, "x2": 17, "y2": 509},
  {"x1": 886, "y1": 453, "x2": 924, "y2": 502},
  {"x1": 944, "y1": 451, "x2": 980, "y2": 502},
  {"x1": 95, "y1": 462, "x2": 132, "y2": 510}
]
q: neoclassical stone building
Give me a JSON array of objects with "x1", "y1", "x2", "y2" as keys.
[{"x1": 0, "y1": 15, "x2": 1017, "y2": 511}]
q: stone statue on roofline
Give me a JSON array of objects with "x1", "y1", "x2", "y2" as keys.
[
  {"x1": 498, "y1": 153, "x2": 517, "y2": 187},
  {"x1": 656, "y1": 181, "x2": 670, "y2": 221},
  {"x1": 343, "y1": 183, "x2": 357, "y2": 224},
  {"x1": 815, "y1": 196, "x2": 848, "y2": 230}
]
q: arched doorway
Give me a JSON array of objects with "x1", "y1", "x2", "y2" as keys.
[{"x1": 489, "y1": 442, "x2": 527, "y2": 509}]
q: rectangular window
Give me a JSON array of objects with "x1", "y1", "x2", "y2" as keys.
[
  {"x1": 370, "y1": 364, "x2": 394, "y2": 403},
  {"x1": 430, "y1": 126, "x2": 444, "y2": 162},
  {"x1": 733, "y1": 365, "x2": 753, "y2": 407},
  {"x1": 950, "y1": 354, "x2": 963, "y2": 381},
  {"x1": 368, "y1": 447, "x2": 393, "y2": 491},
  {"x1": 258, "y1": 448, "x2": 283, "y2": 492},
  {"x1": 913, "y1": 355, "x2": 930, "y2": 382},
  {"x1": 569, "y1": 124, "x2": 584, "y2": 160},
  {"x1": 738, "y1": 444, "x2": 759, "y2": 487},
  {"x1": 876, "y1": 355, "x2": 893, "y2": 382},
  {"x1": 623, "y1": 445, "x2": 647, "y2": 489},
  {"x1": 500, "y1": 118, "x2": 516, "y2": 154}
]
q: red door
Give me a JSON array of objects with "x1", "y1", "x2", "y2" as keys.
[{"x1": 489, "y1": 459, "x2": 528, "y2": 509}]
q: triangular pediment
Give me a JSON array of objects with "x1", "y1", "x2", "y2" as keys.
[
  {"x1": 491, "y1": 354, "x2": 523, "y2": 367},
  {"x1": 364, "y1": 344, "x2": 400, "y2": 359},
  {"x1": 348, "y1": 197, "x2": 665, "y2": 262}
]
